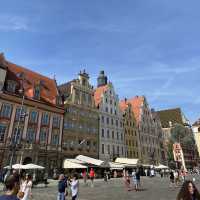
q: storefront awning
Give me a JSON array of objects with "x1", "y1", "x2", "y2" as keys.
[
  {"x1": 63, "y1": 159, "x2": 87, "y2": 169},
  {"x1": 115, "y1": 158, "x2": 139, "y2": 166},
  {"x1": 75, "y1": 155, "x2": 104, "y2": 166},
  {"x1": 109, "y1": 162, "x2": 125, "y2": 170}
]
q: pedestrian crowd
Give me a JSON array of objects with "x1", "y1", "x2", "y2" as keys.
[{"x1": 1, "y1": 167, "x2": 200, "y2": 200}]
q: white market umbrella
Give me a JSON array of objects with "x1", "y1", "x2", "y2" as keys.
[
  {"x1": 155, "y1": 164, "x2": 169, "y2": 169},
  {"x1": 4, "y1": 164, "x2": 25, "y2": 169},
  {"x1": 23, "y1": 163, "x2": 45, "y2": 169}
]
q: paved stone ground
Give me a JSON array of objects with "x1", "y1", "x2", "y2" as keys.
[{"x1": 1, "y1": 175, "x2": 200, "y2": 200}]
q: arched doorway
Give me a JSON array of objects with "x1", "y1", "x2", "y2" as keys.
[{"x1": 23, "y1": 157, "x2": 32, "y2": 165}]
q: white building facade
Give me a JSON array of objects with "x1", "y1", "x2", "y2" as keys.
[{"x1": 94, "y1": 71, "x2": 126, "y2": 161}]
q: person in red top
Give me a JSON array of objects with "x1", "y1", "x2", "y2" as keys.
[
  {"x1": 89, "y1": 168, "x2": 95, "y2": 187},
  {"x1": 82, "y1": 170, "x2": 87, "y2": 185}
]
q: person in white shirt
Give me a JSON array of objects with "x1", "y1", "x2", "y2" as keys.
[
  {"x1": 20, "y1": 174, "x2": 33, "y2": 200},
  {"x1": 70, "y1": 174, "x2": 79, "y2": 200}
]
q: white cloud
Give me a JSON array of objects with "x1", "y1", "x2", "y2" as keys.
[
  {"x1": 152, "y1": 60, "x2": 200, "y2": 74},
  {"x1": 0, "y1": 15, "x2": 28, "y2": 31}
]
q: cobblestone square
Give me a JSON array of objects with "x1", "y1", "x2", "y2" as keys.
[{"x1": 1, "y1": 175, "x2": 197, "y2": 200}]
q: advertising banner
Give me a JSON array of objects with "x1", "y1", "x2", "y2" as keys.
[{"x1": 173, "y1": 143, "x2": 186, "y2": 171}]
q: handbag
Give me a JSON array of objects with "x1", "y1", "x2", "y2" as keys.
[{"x1": 17, "y1": 191, "x2": 25, "y2": 199}]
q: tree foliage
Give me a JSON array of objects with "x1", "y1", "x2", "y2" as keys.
[
  {"x1": 170, "y1": 123, "x2": 194, "y2": 147},
  {"x1": 167, "y1": 123, "x2": 195, "y2": 163}
]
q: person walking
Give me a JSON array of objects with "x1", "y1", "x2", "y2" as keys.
[
  {"x1": 57, "y1": 174, "x2": 66, "y2": 200},
  {"x1": 70, "y1": 174, "x2": 79, "y2": 200},
  {"x1": 0, "y1": 175, "x2": 20, "y2": 200},
  {"x1": 136, "y1": 169, "x2": 141, "y2": 189},
  {"x1": 124, "y1": 171, "x2": 131, "y2": 191},
  {"x1": 169, "y1": 170, "x2": 175, "y2": 187},
  {"x1": 132, "y1": 170, "x2": 138, "y2": 191},
  {"x1": 89, "y1": 168, "x2": 95, "y2": 187},
  {"x1": 82, "y1": 169, "x2": 87, "y2": 185},
  {"x1": 177, "y1": 180, "x2": 200, "y2": 200},
  {"x1": 20, "y1": 174, "x2": 33, "y2": 200}
]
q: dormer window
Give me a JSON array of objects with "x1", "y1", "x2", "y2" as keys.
[
  {"x1": 34, "y1": 85, "x2": 40, "y2": 99},
  {"x1": 6, "y1": 80, "x2": 17, "y2": 93}
]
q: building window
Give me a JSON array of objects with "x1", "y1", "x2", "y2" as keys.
[
  {"x1": 116, "y1": 120, "x2": 118, "y2": 127},
  {"x1": 110, "y1": 108, "x2": 113, "y2": 114},
  {"x1": 101, "y1": 129, "x2": 104, "y2": 137},
  {"x1": 40, "y1": 128, "x2": 47, "y2": 143},
  {"x1": 34, "y1": 85, "x2": 40, "y2": 99},
  {"x1": 107, "y1": 130, "x2": 110, "y2": 138},
  {"x1": 0, "y1": 104, "x2": 12, "y2": 118},
  {"x1": 111, "y1": 118, "x2": 114, "y2": 125},
  {"x1": 27, "y1": 127, "x2": 36, "y2": 143},
  {"x1": 0, "y1": 124, "x2": 6, "y2": 142},
  {"x1": 107, "y1": 145, "x2": 110, "y2": 154},
  {"x1": 122, "y1": 147, "x2": 124, "y2": 155},
  {"x1": 106, "y1": 117, "x2": 109, "y2": 125},
  {"x1": 6, "y1": 80, "x2": 16, "y2": 93},
  {"x1": 41, "y1": 113, "x2": 49, "y2": 126},
  {"x1": 117, "y1": 132, "x2": 119, "y2": 140},
  {"x1": 121, "y1": 133, "x2": 123, "y2": 140},
  {"x1": 53, "y1": 116, "x2": 60, "y2": 128},
  {"x1": 101, "y1": 116, "x2": 104, "y2": 123},
  {"x1": 102, "y1": 144, "x2": 104, "y2": 154},
  {"x1": 29, "y1": 111, "x2": 38, "y2": 123},
  {"x1": 82, "y1": 93, "x2": 86, "y2": 102},
  {"x1": 105, "y1": 107, "x2": 108, "y2": 112},
  {"x1": 117, "y1": 146, "x2": 119, "y2": 155},
  {"x1": 15, "y1": 107, "x2": 26, "y2": 122},
  {"x1": 110, "y1": 100, "x2": 112, "y2": 105},
  {"x1": 112, "y1": 131, "x2": 114, "y2": 139},
  {"x1": 12, "y1": 127, "x2": 23, "y2": 144},
  {"x1": 51, "y1": 133, "x2": 59, "y2": 145},
  {"x1": 113, "y1": 145, "x2": 115, "y2": 155},
  {"x1": 105, "y1": 98, "x2": 108, "y2": 103}
]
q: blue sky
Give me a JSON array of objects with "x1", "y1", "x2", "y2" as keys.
[{"x1": 0, "y1": 0, "x2": 200, "y2": 123}]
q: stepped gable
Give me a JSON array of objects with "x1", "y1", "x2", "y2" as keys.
[
  {"x1": 119, "y1": 99, "x2": 129, "y2": 112},
  {"x1": 127, "y1": 96, "x2": 144, "y2": 124},
  {"x1": 94, "y1": 84, "x2": 109, "y2": 107}
]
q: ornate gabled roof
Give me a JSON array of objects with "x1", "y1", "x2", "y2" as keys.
[
  {"x1": 127, "y1": 96, "x2": 144, "y2": 124},
  {"x1": 4, "y1": 56, "x2": 59, "y2": 106},
  {"x1": 119, "y1": 100, "x2": 128, "y2": 112},
  {"x1": 94, "y1": 84, "x2": 109, "y2": 107}
]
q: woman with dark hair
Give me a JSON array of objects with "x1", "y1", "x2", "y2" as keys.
[
  {"x1": 177, "y1": 180, "x2": 200, "y2": 200},
  {"x1": 0, "y1": 175, "x2": 20, "y2": 200}
]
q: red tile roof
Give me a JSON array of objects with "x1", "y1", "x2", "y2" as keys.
[
  {"x1": 94, "y1": 85, "x2": 109, "y2": 107},
  {"x1": 4, "y1": 58, "x2": 59, "y2": 106},
  {"x1": 127, "y1": 96, "x2": 144, "y2": 124}
]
